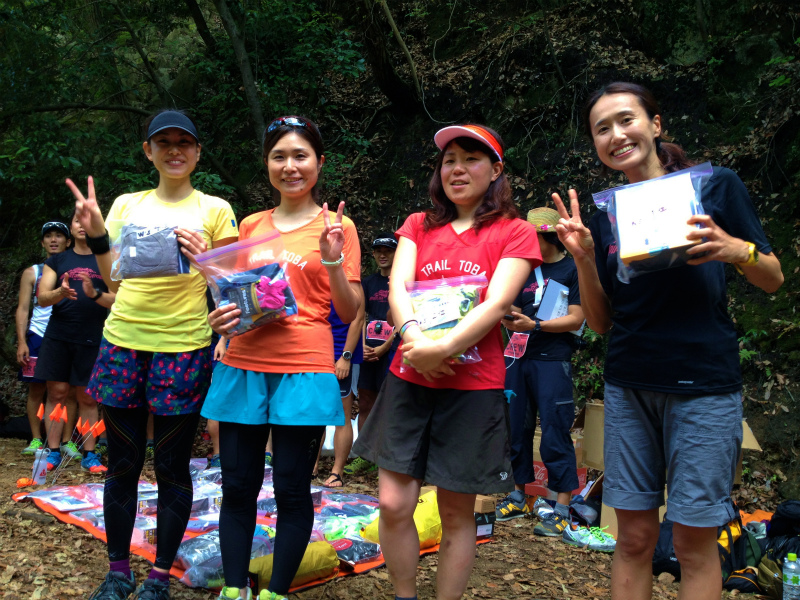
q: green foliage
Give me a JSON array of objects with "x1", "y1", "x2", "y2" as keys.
[
  {"x1": 739, "y1": 328, "x2": 767, "y2": 364},
  {"x1": 572, "y1": 329, "x2": 607, "y2": 405}
]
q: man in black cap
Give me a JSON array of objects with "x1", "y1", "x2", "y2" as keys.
[
  {"x1": 15, "y1": 221, "x2": 71, "y2": 455},
  {"x1": 344, "y1": 232, "x2": 398, "y2": 476}
]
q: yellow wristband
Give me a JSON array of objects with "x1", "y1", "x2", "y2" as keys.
[{"x1": 733, "y1": 242, "x2": 758, "y2": 274}]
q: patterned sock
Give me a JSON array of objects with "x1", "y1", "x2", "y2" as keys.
[
  {"x1": 555, "y1": 502, "x2": 569, "y2": 518},
  {"x1": 109, "y1": 559, "x2": 131, "y2": 578},
  {"x1": 147, "y1": 568, "x2": 170, "y2": 583}
]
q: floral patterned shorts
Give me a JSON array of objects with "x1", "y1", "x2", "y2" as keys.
[{"x1": 86, "y1": 338, "x2": 213, "y2": 416}]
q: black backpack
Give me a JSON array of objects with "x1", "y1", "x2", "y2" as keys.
[{"x1": 768, "y1": 500, "x2": 800, "y2": 538}]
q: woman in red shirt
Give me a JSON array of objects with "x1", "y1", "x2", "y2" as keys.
[{"x1": 354, "y1": 124, "x2": 541, "y2": 600}]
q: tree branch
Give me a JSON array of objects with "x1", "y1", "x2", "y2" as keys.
[
  {"x1": 183, "y1": 0, "x2": 218, "y2": 52},
  {"x1": 211, "y1": 0, "x2": 266, "y2": 140},
  {"x1": 110, "y1": 1, "x2": 171, "y2": 104},
  {"x1": 377, "y1": 0, "x2": 422, "y2": 101}
]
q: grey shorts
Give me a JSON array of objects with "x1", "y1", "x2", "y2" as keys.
[
  {"x1": 603, "y1": 382, "x2": 742, "y2": 527},
  {"x1": 353, "y1": 372, "x2": 514, "y2": 494}
]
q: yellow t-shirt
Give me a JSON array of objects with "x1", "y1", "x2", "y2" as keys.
[{"x1": 103, "y1": 189, "x2": 238, "y2": 352}]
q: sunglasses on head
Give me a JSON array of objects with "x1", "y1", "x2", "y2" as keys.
[{"x1": 267, "y1": 116, "x2": 307, "y2": 133}]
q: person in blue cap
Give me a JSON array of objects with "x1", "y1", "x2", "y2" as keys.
[{"x1": 67, "y1": 109, "x2": 238, "y2": 600}]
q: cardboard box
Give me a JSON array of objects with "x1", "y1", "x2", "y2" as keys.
[
  {"x1": 582, "y1": 401, "x2": 605, "y2": 470},
  {"x1": 475, "y1": 512, "x2": 495, "y2": 540},
  {"x1": 474, "y1": 495, "x2": 496, "y2": 514}
]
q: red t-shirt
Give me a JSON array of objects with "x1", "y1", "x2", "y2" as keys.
[{"x1": 390, "y1": 212, "x2": 541, "y2": 390}]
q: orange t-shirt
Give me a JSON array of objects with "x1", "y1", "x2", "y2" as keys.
[{"x1": 222, "y1": 208, "x2": 361, "y2": 374}]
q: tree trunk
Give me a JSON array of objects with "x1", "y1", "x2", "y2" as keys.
[
  {"x1": 376, "y1": 0, "x2": 421, "y2": 101},
  {"x1": 211, "y1": 0, "x2": 266, "y2": 140},
  {"x1": 111, "y1": 1, "x2": 171, "y2": 105},
  {"x1": 183, "y1": 0, "x2": 217, "y2": 52},
  {"x1": 347, "y1": 0, "x2": 421, "y2": 114},
  {"x1": 695, "y1": 0, "x2": 708, "y2": 42}
]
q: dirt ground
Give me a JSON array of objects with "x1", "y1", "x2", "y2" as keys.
[{"x1": 0, "y1": 432, "x2": 765, "y2": 600}]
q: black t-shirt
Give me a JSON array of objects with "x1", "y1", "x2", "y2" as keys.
[
  {"x1": 44, "y1": 249, "x2": 109, "y2": 346},
  {"x1": 512, "y1": 256, "x2": 581, "y2": 361},
  {"x1": 361, "y1": 273, "x2": 398, "y2": 349},
  {"x1": 589, "y1": 166, "x2": 772, "y2": 394}
]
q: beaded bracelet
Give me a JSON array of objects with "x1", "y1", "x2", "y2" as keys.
[
  {"x1": 86, "y1": 230, "x2": 111, "y2": 255},
  {"x1": 320, "y1": 253, "x2": 345, "y2": 266},
  {"x1": 399, "y1": 319, "x2": 419, "y2": 337}
]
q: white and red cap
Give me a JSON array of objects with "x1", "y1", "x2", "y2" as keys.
[{"x1": 433, "y1": 125, "x2": 504, "y2": 162}]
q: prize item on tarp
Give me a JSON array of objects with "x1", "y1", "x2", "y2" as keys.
[
  {"x1": 194, "y1": 231, "x2": 298, "y2": 336},
  {"x1": 592, "y1": 162, "x2": 714, "y2": 283},
  {"x1": 108, "y1": 222, "x2": 192, "y2": 280},
  {"x1": 400, "y1": 275, "x2": 488, "y2": 372},
  {"x1": 362, "y1": 490, "x2": 443, "y2": 549}
]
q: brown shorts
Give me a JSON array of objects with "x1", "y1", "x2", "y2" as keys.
[{"x1": 353, "y1": 372, "x2": 514, "y2": 494}]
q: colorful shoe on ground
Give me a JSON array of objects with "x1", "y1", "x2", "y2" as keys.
[
  {"x1": 343, "y1": 457, "x2": 377, "y2": 476},
  {"x1": 88, "y1": 571, "x2": 136, "y2": 600},
  {"x1": 258, "y1": 591, "x2": 287, "y2": 600},
  {"x1": 534, "y1": 512, "x2": 569, "y2": 537},
  {"x1": 219, "y1": 586, "x2": 251, "y2": 599},
  {"x1": 495, "y1": 490, "x2": 532, "y2": 521},
  {"x1": 265, "y1": 452, "x2": 272, "y2": 466},
  {"x1": 61, "y1": 440, "x2": 82, "y2": 460},
  {"x1": 82, "y1": 451, "x2": 108, "y2": 474},
  {"x1": 145, "y1": 441, "x2": 155, "y2": 460},
  {"x1": 46, "y1": 451, "x2": 62, "y2": 471},
  {"x1": 562, "y1": 523, "x2": 593, "y2": 548},
  {"x1": 95, "y1": 439, "x2": 108, "y2": 456},
  {"x1": 131, "y1": 577, "x2": 169, "y2": 600},
  {"x1": 21, "y1": 438, "x2": 44, "y2": 456},
  {"x1": 208, "y1": 454, "x2": 221, "y2": 469},
  {"x1": 562, "y1": 524, "x2": 617, "y2": 552},
  {"x1": 534, "y1": 497, "x2": 554, "y2": 519},
  {"x1": 586, "y1": 526, "x2": 616, "y2": 552}
]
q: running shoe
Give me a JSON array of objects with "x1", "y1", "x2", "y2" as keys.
[
  {"x1": 220, "y1": 586, "x2": 250, "y2": 599},
  {"x1": 208, "y1": 454, "x2": 221, "y2": 469},
  {"x1": 46, "y1": 451, "x2": 62, "y2": 471},
  {"x1": 534, "y1": 497, "x2": 554, "y2": 519},
  {"x1": 21, "y1": 438, "x2": 43, "y2": 456},
  {"x1": 88, "y1": 571, "x2": 136, "y2": 600},
  {"x1": 131, "y1": 578, "x2": 169, "y2": 600},
  {"x1": 495, "y1": 490, "x2": 532, "y2": 521},
  {"x1": 265, "y1": 452, "x2": 272, "y2": 466},
  {"x1": 562, "y1": 523, "x2": 593, "y2": 548},
  {"x1": 95, "y1": 439, "x2": 108, "y2": 456},
  {"x1": 145, "y1": 441, "x2": 155, "y2": 460},
  {"x1": 82, "y1": 451, "x2": 108, "y2": 474},
  {"x1": 258, "y1": 592, "x2": 287, "y2": 600},
  {"x1": 586, "y1": 526, "x2": 616, "y2": 552},
  {"x1": 534, "y1": 512, "x2": 569, "y2": 537},
  {"x1": 61, "y1": 440, "x2": 82, "y2": 460},
  {"x1": 562, "y1": 524, "x2": 617, "y2": 552},
  {"x1": 343, "y1": 457, "x2": 377, "y2": 475}
]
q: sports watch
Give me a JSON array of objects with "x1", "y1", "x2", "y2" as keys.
[
  {"x1": 534, "y1": 319, "x2": 542, "y2": 332},
  {"x1": 342, "y1": 351, "x2": 353, "y2": 361}
]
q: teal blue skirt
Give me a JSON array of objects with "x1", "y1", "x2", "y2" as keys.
[{"x1": 201, "y1": 362, "x2": 344, "y2": 426}]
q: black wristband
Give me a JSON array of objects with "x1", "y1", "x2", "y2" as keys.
[
  {"x1": 86, "y1": 230, "x2": 111, "y2": 255},
  {"x1": 90, "y1": 287, "x2": 103, "y2": 301}
]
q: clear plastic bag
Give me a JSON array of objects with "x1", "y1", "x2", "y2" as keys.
[
  {"x1": 331, "y1": 537, "x2": 381, "y2": 566},
  {"x1": 175, "y1": 530, "x2": 221, "y2": 570},
  {"x1": 592, "y1": 162, "x2": 714, "y2": 283},
  {"x1": 400, "y1": 275, "x2": 488, "y2": 372},
  {"x1": 194, "y1": 231, "x2": 298, "y2": 337},
  {"x1": 107, "y1": 221, "x2": 192, "y2": 281}
]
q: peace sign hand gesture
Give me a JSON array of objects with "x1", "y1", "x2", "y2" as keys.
[
  {"x1": 552, "y1": 189, "x2": 595, "y2": 261},
  {"x1": 65, "y1": 176, "x2": 106, "y2": 238},
  {"x1": 319, "y1": 201, "x2": 346, "y2": 263}
]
